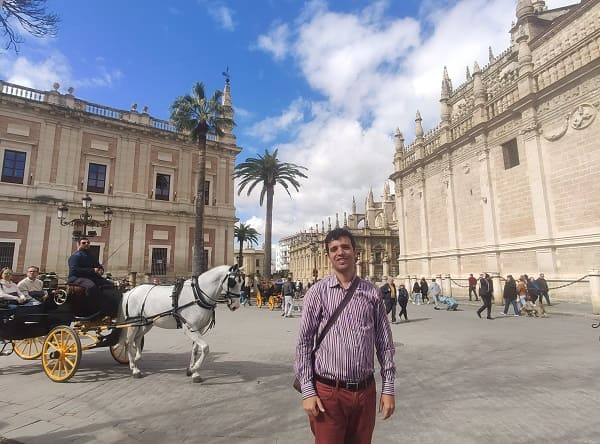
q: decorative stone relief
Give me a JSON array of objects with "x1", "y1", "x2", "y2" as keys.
[
  {"x1": 463, "y1": 164, "x2": 470, "y2": 175},
  {"x1": 571, "y1": 104, "x2": 595, "y2": 129},
  {"x1": 541, "y1": 103, "x2": 597, "y2": 141}
]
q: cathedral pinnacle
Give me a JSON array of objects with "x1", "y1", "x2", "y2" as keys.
[
  {"x1": 394, "y1": 128, "x2": 405, "y2": 152},
  {"x1": 415, "y1": 110, "x2": 424, "y2": 139}
]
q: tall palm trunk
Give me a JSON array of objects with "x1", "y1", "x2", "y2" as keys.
[
  {"x1": 237, "y1": 241, "x2": 244, "y2": 267},
  {"x1": 193, "y1": 126, "x2": 208, "y2": 276},
  {"x1": 264, "y1": 185, "x2": 274, "y2": 279}
]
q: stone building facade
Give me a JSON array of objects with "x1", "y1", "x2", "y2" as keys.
[
  {"x1": 284, "y1": 182, "x2": 399, "y2": 284},
  {"x1": 0, "y1": 79, "x2": 240, "y2": 279},
  {"x1": 390, "y1": 0, "x2": 599, "y2": 300}
]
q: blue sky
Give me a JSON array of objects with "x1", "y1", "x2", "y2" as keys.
[{"x1": 1, "y1": 0, "x2": 573, "y2": 248}]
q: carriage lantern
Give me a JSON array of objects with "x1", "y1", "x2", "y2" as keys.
[{"x1": 57, "y1": 194, "x2": 113, "y2": 241}]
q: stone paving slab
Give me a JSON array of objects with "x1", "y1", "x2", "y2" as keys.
[{"x1": 1, "y1": 302, "x2": 599, "y2": 443}]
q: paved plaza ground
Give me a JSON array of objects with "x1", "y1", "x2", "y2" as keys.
[{"x1": 1, "y1": 297, "x2": 599, "y2": 444}]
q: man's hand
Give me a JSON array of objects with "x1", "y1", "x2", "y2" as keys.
[
  {"x1": 303, "y1": 395, "x2": 325, "y2": 417},
  {"x1": 17, "y1": 295, "x2": 27, "y2": 304},
  {"x1": 379, "y1": 394, "x2": 395, "y2": 420}
]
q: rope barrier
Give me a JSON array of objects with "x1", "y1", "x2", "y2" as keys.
[
  {"x1": 448, "y1": 274, "x2": 589, "y2": 291},
  {"x1": 547, "y1": 275, "x2": 589, "y2": 290}
]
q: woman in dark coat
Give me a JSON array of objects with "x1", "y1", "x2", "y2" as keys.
[
  {"x1": 397, "y1": 284, "x2": 409, "y2": 321},
  {"x1": 412, "y1": 281, "x2": 421, "y2": 305},
  {"x1": 501, "y1": 275, "x2": 519, "y2": 316},
  {"x1": 420, "y1": 278, "x2": 429, "y2": 304}
]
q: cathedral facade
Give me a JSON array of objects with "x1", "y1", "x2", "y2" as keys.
[
  {"x1": 0, "y1": 79, "x2": 240, "y2": 279},
  {"x1": 283, "y1": 183, "x2": 399, "y2": 284},
  {"x1": 390, "y1": 0, "x2": 599, "y2": 300}
]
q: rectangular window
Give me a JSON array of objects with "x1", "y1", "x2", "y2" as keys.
[
  {"x1": 256, "y1": 259, "x2": 260, "y2": 267},
  {"x1": 155, "y1": 173, "x2": 171, "y2": 201},
  {"x1": 0, "y1": 242, "x2": 15, "y2": 269},
  {"x1": 204, "y1": 181, "x2": 210, "y2": 205},
  {"x1": 502, "y1": 139, "x2": 520, "y2": 169},
  {"x1": 151, "y1": 247, "x2": 168, "y2": 275},
  {"x1": 204, "y1": 249, "x2": 209, "y2": 268},
  {"x1": 1, "y1": 150, "x2": 26, "y2": 184},
  {"x1": 87, "y1": 163, "x2": 107, "y2": 193}
]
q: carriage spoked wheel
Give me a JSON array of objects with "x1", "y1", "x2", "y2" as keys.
[
  {"x1": 12, "y1": 337, "x2": 44, "y2": 360},
  {"x1": 53, "y1": 289, "x2": 68, "y2": 305},
  {"x1": 42, "y1": 326, "x2": 82, "y2": 382},
  {"x1": 109, "y1": 336, "x2": 144, "y2": 364}
]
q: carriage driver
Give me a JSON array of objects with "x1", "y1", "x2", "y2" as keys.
[{"x1": 67, "y1": 238, "x2": 119, "y2": 317}]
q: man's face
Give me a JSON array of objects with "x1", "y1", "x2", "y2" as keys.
[
  {"x1": 326, "y1": 236, "x2": 356, "y2": 275},
  {"x1": 27, "y1": 268, "x2": 38, "y2": 280},
  {"x1": 79, "y1": 240, "x2": 90, "y2": 250}
]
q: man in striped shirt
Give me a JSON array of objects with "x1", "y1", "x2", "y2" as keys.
[{"x1": 294, "y1": 228, "x2": 396, "y2": 443}]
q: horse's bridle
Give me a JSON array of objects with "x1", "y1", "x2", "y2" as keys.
[{"x1": 190, "y1": 267, "x2": 241, "y2": 310}]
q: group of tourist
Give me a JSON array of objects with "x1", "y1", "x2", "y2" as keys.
[
  {"x1": 471, "y1": 271, "x2": 551, "y2": 319},
  {"x1": 0, "y1": 266, "x2": 46, "y2": 308}
]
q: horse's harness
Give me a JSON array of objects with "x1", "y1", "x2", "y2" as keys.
[{"x1": 124, "y1": 269, "x2": 241, "y2": 332}]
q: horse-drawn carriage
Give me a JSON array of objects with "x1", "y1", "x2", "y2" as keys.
[
  {"x1": 0, "y1": 274, "x2": 132, "y2": 382},
  {"x1": 255, "y1": 280, "x2": 283, "y2": 310},
  {"x1": 1, "y1": 265, "x2": 243, "y2": 383}
]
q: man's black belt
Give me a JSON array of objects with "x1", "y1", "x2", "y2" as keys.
[{"x1": 315, "y1": 374, "x2": 374, "y2": 392}]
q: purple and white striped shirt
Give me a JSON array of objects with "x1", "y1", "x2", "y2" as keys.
[{"x1": 294, "y1": 274, "x2": 396, "y2": 399}]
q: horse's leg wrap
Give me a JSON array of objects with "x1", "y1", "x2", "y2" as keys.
[{"x1": 184, "y1": 327, "x2": 209, "y2": 382}]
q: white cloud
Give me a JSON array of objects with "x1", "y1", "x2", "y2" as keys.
[
  {"x1": 1, "y1": 51, "x2": 122, "y2": 92},
  {"x1": 245, "y1": 0, "x2": 569, "y2": 246},
  {"x1": 255, "y1": 23, "x2": 290, "y2": 60},
  {"x1": 208, "y1": 4, "x2": 235, "y2": 31},
  {"x1": 245, "y1": 98, "x2": 308, "y2": 142}
]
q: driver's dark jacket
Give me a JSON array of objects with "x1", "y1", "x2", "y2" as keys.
[{"x1": 68, "y1": 249, "x2": 102, "y2": 283}]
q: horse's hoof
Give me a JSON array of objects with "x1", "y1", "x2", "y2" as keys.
[
  {"x1": 132, "y1": 372, "x2": 144, "y2": 379},
  {"x1": 186, "y1": 369, "x2": 192, "y2": 377},
  {"x1": 192, "y1": 375, "x2": 203, "y2": 383}
]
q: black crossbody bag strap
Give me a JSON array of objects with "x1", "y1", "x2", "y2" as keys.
[{"x1": 312, "y1": 277, "x2": 359, "y2": 355}]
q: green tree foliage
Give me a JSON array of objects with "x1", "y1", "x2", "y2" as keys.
[
  {"x1": 234, "y1": 148, "x2": 307, "y2": 279},
  {"x1": 170, "y1": 82, "x2": 234, "y2": 275},
  {"x1": 234, "y1": 222, "x2": 260, "y2": 267}
]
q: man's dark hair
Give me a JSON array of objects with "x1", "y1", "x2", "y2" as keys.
[
  {"x1": 324, "y1": 228, "x2": 356, "y2": 250},
  {"x1": 79, "y1": 237, "x2": 89, "y2": 244}
]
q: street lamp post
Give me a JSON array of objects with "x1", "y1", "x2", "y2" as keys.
[
  {"x1": 310, "y1": 240, "x2": 318, "y2": 283},
  {"x1": 57, "y1": 194, "x2": 113, "y2": 241}
]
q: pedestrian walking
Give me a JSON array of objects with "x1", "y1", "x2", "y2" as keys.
[
  {"x1": 282, "y1": 276, "x2": 295, "y2": 317},
  {"x1": 476, "y1": 273, "x2": 493, "y2": 319},
  {"x1": 294, "y1": 228, "x2": 396, "y2": 443},
  {"x1": 429, "y1": 278, "x2": 441, "y2": 308},
  {"x1": 517, "y1": 276, "x2": 528, "y2": 308},
  {"x1": 412, "y1": 281, "x2": 421, "y2": 305},
  {"x1": 501, "y1": 275, "x2": 520, "y2": 316},
  {"x1": 420, "y1": 277, "x2": 429, "y2": 304},
  {"x1": 397, "y1": 284, "x2": 409, "y2": 321},
  {"x1": 468, "y1": 273, "x2": 478, "y2": 301},
  {"x1": 536, "y1": 273, "x2": 551, "y2": 305},
  {"x1": 380, "y1": 277, "x2": 397, "y2": 323}
]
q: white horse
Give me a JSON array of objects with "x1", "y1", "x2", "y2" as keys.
[{"x1": 117, "y1": 264, "x2": 242, "y2": 381}]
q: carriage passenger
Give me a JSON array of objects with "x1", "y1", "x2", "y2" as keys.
[
  {"x1": 17, "y1": 266, "x2": 48, "y2": 302},
  {"x1": 0, "y1": 268, "x2": 40, "y2": 308},
  {"x1": 67, "y1": 238, "x2": 119, "y2": 317}
]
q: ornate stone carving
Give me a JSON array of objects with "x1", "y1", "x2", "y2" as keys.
[
  {"x1": 541, "y1": 115, "x2": 569, "y2": 141},
  {"x1": 571, "y1": 103, "x2": 596, "y2": 129}
]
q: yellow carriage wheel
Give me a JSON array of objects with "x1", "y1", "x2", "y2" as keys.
[
  {"x1": 12, "y1": 336, "x2": 44, "y2": 360},
  {"x1": 268, "y1": 296, "x2": 275, "y2": 311},
  {"x1": 42, "y1": 326, "x2": 82, "y2": 382}
]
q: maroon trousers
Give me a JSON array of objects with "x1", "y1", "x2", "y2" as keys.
[{"x1": 309, "y1": 380, "x2": 377, "y2": 444}]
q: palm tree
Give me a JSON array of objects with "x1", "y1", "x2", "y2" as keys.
[
  {"x1": 234, "y1": 148, "x2": 307, "y2": 279},
  {"x1": 234, "y1": 222, "x2": 260, "y2": 267},
  {"x1": 170, "y1": 82, "x2": 234, "y2": 276}
]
